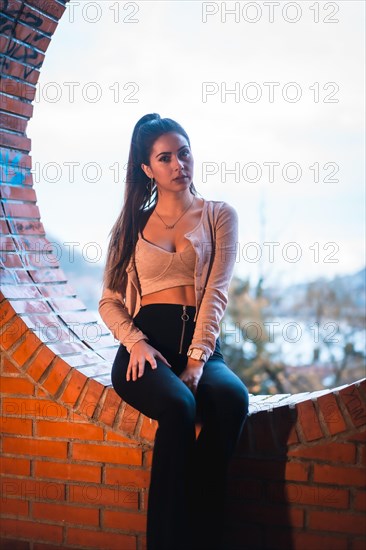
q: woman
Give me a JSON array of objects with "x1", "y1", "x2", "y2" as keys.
[{"x1": 98, "y1": 113, "x2": 249, "y2": 550}]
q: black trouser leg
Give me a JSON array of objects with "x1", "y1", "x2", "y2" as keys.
[{"x1": 111, "y1": 304, "x2": 249, "y2": 550}]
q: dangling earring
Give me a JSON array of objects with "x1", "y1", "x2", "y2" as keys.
[{"x1": 150, "y1": 177, "x2": 154, "y2": 199}]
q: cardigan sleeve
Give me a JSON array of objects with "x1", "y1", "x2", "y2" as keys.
[
  {"x1": 187, "y1": 202, "x2": 239, "y2": 360},
  {"x1": 98, "y1": 286, "x2": 149, "y2": 353}
]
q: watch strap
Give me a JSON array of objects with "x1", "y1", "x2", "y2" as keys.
[{"x1": 187, "y1": 348, "x2": 207, "y2": 361}]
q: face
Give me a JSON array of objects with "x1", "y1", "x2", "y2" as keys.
[{"x1": 141, "y1": 132, "x2": 194, "y2": 193}]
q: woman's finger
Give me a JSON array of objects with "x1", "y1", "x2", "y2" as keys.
[
  {"x1": 132, "y1": 361, "x2": 141, "y2": 381},
  {"x1": 137, "y1": 361, "x2": 145, "y2": 378},
  {"x1": 145, "y1": 353, "x2": 157, "y2": 370},
  {"x1": 127, "y1": 360, "x2": 139, "y2": 381},
  {"x1": 156, "y1": 351, "x2": 172, "y2": 368},
  {"x1": 126, "y1": 362, "x2": 132, "y2": 381}
]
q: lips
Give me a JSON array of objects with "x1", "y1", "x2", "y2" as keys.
[{"x1": 174, "y1": 175, "x2": 188, "y2": 181}]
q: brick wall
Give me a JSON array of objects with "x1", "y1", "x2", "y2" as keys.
[
  {"x1": 1, "y1": 336, "x2": 365, "y2": 550},
  {"x1": 1, "y1": 1, "x2": 365, "y2": 549}
]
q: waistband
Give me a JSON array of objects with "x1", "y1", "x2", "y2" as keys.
[
  {"x1": 139, "y1": 303, "x2": 196, "y2": 310},
  {"x1": 134, "y1": 302, "x2": 196, "y2": 320}
]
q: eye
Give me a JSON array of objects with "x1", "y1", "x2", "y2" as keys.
[
  {"x1": 180, "y1": 149, "x2": 190, "y2": 158},
  {"x1": 159, "y1": 155, "x2": 170, "y2": 162}
]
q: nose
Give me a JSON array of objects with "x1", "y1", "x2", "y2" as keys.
[{"x1": 173, "y1": 155, "x2": 185, "y2": 172}]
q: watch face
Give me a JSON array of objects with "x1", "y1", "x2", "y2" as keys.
[{"x1": 192, "y1": 349, "x2": 204, "y2": 360}]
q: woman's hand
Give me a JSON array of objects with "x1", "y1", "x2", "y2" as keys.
[
  {"x1": 126, "y1": 339, "x2": 172, "y2": 381},
  {"x1": 179, "y1": 358, "x2": 205, "y2": 395}
]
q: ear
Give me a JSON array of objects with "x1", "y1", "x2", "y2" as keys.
[{"x1": 141, "y1": 163, "x2": 152, "y2": 179}]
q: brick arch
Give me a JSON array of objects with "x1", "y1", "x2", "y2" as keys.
[{"x1": 1, "y1": 1, "x2": 365, "y2": 548}]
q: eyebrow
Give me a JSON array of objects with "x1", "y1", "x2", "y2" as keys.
[{"x1": 155, "y1": 145, "x2": 189, "y2": 158}]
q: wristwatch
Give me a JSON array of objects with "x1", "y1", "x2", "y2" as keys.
[{"x1": 187, "y1": 348, "x2": 207, "y2": 362}]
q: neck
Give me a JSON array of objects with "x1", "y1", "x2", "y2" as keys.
[{"x1": 155, "y1": 191, "x2": 195, "y2": 216}]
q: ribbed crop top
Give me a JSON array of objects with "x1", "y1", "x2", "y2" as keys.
[{"x1": 134, "y1": 230, "x2": 196, "y2": 296}]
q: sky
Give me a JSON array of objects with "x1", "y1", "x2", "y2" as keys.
[{"x1": 27, "y1": 0, "x2": 365, "y2": 289}]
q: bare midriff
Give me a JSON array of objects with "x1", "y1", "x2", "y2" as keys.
[
  {"x1": 139, "y1": 197, "x2": 204, "y2": 308},
  {"x1": 140, "y1": 284, "x2": 196, "y2": 307}
]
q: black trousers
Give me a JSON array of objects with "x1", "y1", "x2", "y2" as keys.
[{"x1": 111, "y1": 303, "x2": 249, "y2": 550}]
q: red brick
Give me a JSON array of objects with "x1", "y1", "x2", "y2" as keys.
[
  {"x1": 26, "y1": 346, "x2": 54, "y2": 381},
  {"x1": 36, "y1": 420, "x2": 103, "y2": 440},
  {"x1": 104, "y1": 509, "x2": 146, "y2": 531},
  {"x1": 309, "y1": 510, "x2": 366, "y2": 535},
  {"x1": 0, "y1": 377, "x2": 35, "y2": 395},
  {"x1": 288, "y1": 442, "x2": 356, "y2": 463},
  {"x1": 118, "y1": 403, "x2": 139, "y2": 435},
  {"x1": 313, "y1": 464, "x2": 366, "y2": 486},
  {"x1": 1, "y1": 397, "x2": 67, "y2": 419},
  {"x1": 105, "y1": 467, "x2": 150, "y2": 489},
  {"x1": 0, "y1": 457, "x2": 31, "y2": 476},
  {"x1": 72, "y1": 443, "x2": 142, "y2": 466},
  {"x1": 2, "y1": 437, "x2": 67, "y2": 459},
  {"x1": 352, "y1": 538, "x2": 366, "y2": 550},
  {"x1": 360, "y1": 443, "x2": 366, "y2": 466},
  {"x1": 346, "y1": 430, "x2": 366, "y2": 442},
  {"x1": 139, "y1": 415, "x2": 157, "y2": 442},
  {"x1": 69, "y1": 411, "x2": 90, "y2": 423},
  {"x1": 1, "y1": 358, "x2": 19, "y2": 374},
  {"x1": 0, "y1": 131, "x2": 32, "y2": 152},
  {"x1": 339, "y1": 385, "x2": 366, "y2": 428},
  {"x1": 34, "y1": 461, "x2": 101, "y2": 483},
  {"x1": 42, "y1": 358, "x2": 71, "y2": 395},
  {"x1": 317, "y1": 393, "x2": 347, "y2": 435},
  {"x1": 60, "y1": 369, "x2": 87, "y2": 407},
  {"x1": 268, "y1": 482, "x2": 349, "y2": 508},
  {"x1": 11, "y1": 331, "x2": 42, "y2": 367},
  {"x1": 144, "y1": 449, "x2": 153, "y2": 468},
  {"x1": 0, "y1": 300, "x2": 17, "y2": 328},
  {"x1": 1, "y1": 518, "x2": 63, "y2": 543},
  {"x1": 69, "y1": 485, "x2": 138, "y2": 509},
  {"x1": 66, "y1": 528, "x2": 136, "y2": 550},
  {"x1": 97, "y1": 387, "x2": 121, "y2": 426},
  {"x1": 1, "y1": 497, "x2": 29, "y2": 517},
  {"x1": 0, "y1": 77, "x2": 36, "y2": 104},
  {"x1": 76, "y1": 379, "x2": 104, "y2": 418},
  {"x1": 33, "y1": 502, "x2": 99, "y2": 526},
  {"x1": 1, "y1": 317, "x2": 28, "y2": 349},
  {"x1": 0, "y1": 416, "x2": 33, "y2": 436},
  {"x1": 296, "y1": 400, "x2": 324, "y2": 441},
  {"x1": 285, "y1": 462, "x2": 310, "y2": 482},
  {"x1": 1, "y1": 477, "x2": 65, "y2": 501},
  {"x1": 292, "y1": 532, "x2": 347, "y2": 550},
  {"x1": 105, "y1": 431, "x2": 133, "y2": 443},
  {"x1": 354, "y1": 490, "x2": 366, "y2": 512},
  {"x1": 19, "y1": 16, "x2": 55, "y2": 51},
  {"x1": 0, "y1": 92, "x2": 33, "y2": 118},
  {"x1": 26, "y1": 0, "x2": 67, "y2": 19}
]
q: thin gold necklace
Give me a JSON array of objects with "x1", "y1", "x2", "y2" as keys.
[{"x1": 154, "y1": 196, "x2": 195, "y2": 230}]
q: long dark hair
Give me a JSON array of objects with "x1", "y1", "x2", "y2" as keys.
[{"x1": 102, "y1": 113, "x2": 200, "y2": 294}]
